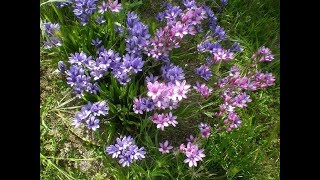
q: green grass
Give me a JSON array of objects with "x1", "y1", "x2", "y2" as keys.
[{"x1": 40, "y1": 0, "x2": 279, "y2": 179}]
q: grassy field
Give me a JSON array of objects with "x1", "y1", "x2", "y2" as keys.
[{"x1": 40, "y1": 0, "x2": 279, "y2": 179}]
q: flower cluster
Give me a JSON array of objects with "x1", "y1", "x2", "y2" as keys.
[
  {"x1": 65, "y1": 65, "x2": 99, "y2": 97},
  {"x1": 96, "y1": 0, "x2": 122, "y2": 24},
  {"x1": 194, "y1": 65, "x2": 212, "y2": 80},
  {"x1": 133, "y1": 79, "x2": 190, "y2": 130},
  {"x1": 161, "y1": 63, "x2": 185, "y2": 83},
  {"x1": 159, "y1": 140, "x2": 173, "y2": 154},
  {"x1": 145, "y1": 2, "x2": 207, "y2": 60},
  {"x1": 42, "y1": 22, "x2": 61, "y2": 49},
  {"x1": 106, "y1": 136, "x2": 146, "y2": 167},
  {"x1": 72, "y1": 101, "x2": 108, "y2": 130},
  {"x1": 150, "y1": 112, "x2": 178, "y2": 130},
  {"x1": 126, "y1": 12, "x2": 151, "y2": 55},
  {"x1": 252, "y1": 46, "x2": 274, "y2": 62},
  {"x1": 180, "y1": 141, "x2": 206, "y2": 167},
  {"x1": 193, "y1": 81, "x2": 213, "y2": 98},
  {"x1": 215, "y1": 65, "x2": 275, "y2": 132},
  {"x1": 72, "y1": 0, "x2": 98, "y2": 25},
  {"x1": 198, "y1": 123, "x2": 211, "y2": 138}
]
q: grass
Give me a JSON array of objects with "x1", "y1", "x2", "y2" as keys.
[{"x1": 40, "y1": 0, "x2": 279, "y2": 179}]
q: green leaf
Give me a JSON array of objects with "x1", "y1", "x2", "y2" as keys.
[{"x1": 204, "y1": 111, "x2": 215, "y2": 118}]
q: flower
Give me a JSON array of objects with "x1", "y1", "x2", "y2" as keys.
[
  {"x1": 96, "y1": 16, "x2": 106, "y2": 24},
  {"x1": 167, "y1": 112, "x2": 178, "y2": 127},
  {"x1": 193, "y1": 82, "x2": 213, "y2": 98},
  {"x1": 195, "y1": 65, "x2": 212, "y2": 81},
  {"x1": 108, "y1": 0, "x2": 122, "y2": 12},
  {"x1": 186, "y1": 135, "x2": 197, "y2": 143},
  {"x1": 252, "y1": 46, "x2": 274, "y2": 62},
  {"x1": 72, "y1": 0, "x2": 98, "y2": 25},
  {"x1": 57, "y1": 61, "x2": 66, "y2": 74},
  {"x1": 42, "y1": 22, "x2": 61, "y2": 49},
  {"x1": 72, "y1": 101, "x2": 108, "y2": 130},
  {"x1": 182, "y1": 142, "x2": 205, "y2": 167},
  {"x1": 91, "y1": 38, "x2": 102, "y2": 47},
  {"x1": 98, "y1": 1, "x2": 108, "y2": 14},
  {"x1": 183, "y1": 0, "x2": 197, "y2": 9},
  {"x1": 86, "y1": 115, "x2": 100, "y2": 131},
  {"x1": 199, "y1": 123, "x2": 211, "y2": 138},
  {"x1": 150, "y1": 113, "x2": 169, "y2": 131},
  {"x1": 213, "y1": 26, "x2": 226, "y2": 40},
  {"x1": 230, "y1": 42, "x2": 243, "y2": 52},
  {"x1": 159, "y1": 140, "x2": 173, "y2": 154},
  {"x1": 145, "y1": 74, "x2": 159, "y2": 83},
  {"x1": 133, "y1": 97, "x2": 146, "y2": 114},
  {"x1": 161, "y1": 63, "x2": 185, "y2": 83},
  {"x1": 106, "y1": 136, "x2": 146, "y2": 167},
  {"x1": 213, "y1": 48, "x2": 234, "y2": 63},
  {"x1": 221, "y1": 0, "x2": 228, "y2": 6},
  {"x1": 173, "y1": 80, "x2": 191, "y2": 101}
]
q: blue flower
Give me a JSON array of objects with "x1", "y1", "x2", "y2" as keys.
[
  {"x1": 161, "y1": 63, "x2": 185, "y2": 83},
  {"x1": 195, "y1": 65, "x2": 212, "y2": 81}
]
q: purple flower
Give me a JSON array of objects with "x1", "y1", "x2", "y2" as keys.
[
  {"x1": 55, "y1": 0, "x2": 71, "y2": 8},
  {"x1": 98, "y1": 1, "x2": 108, "y2": 14},
  {"x1": 91, "y1": 38, "x2": 102, "y2": 47},
  {"x1": 199, "y1": 123, "x2": 211, "y2": 138},
  {"x1": 161, "y1": 63, "x2": 185, "y2": 83},
  {"x1": 159, "y1": 140, "x2": 173, "y2": 154},
  {"x1": 57, "y1": 61, "x2": 66, "y2": 74},
  {"x1": 106, "y1": 136, "x2": 146, "y2": 167},
  {"x1": 42, "y1": 22, "x2": 61, "y2": 49},
  {"x1": 96, "y1": 16, "x2": 106, "y2": 24},
  {"x1": 182, "y1": 142, "x2": 206, "y2": 167},
  {"x1": 68, "y1": 51, "x2": 92, "y2": 66},
  {"x1": 65, "y1": 65, "x2": 94, "y2": 97},
  {"x1": 72, "y1": 0, "x2": 98, "y2": 25},
  {"x1": 213, "y1": 48, "x2": 234, "y2": 63},
  {"x1": 172, "y1": 21, "x2": 189, "y2": 38},
  {"x1": 221, "y1": 0, "x2": 228, "y2": 6},
  {"x1": 90, "y1": 101, "x2": 109, "y2": 116},
  {"x1": 108, "y1": 0, "x2": 122, "y2": 12},
  {"x1": 86, "y1": 115, "x2": 100, "y2": 131},
  {"x1": 230, "y1": 42, "x2": 243, "y2": 52},
  {"x1": 106, "y1": 145, "x2": 121, "y2": 158},
  {"x1": 115, "y1": 25, "x2": 124, "y2": 34},
  {"x1": 157, "y1": 12, "x2": 165, "y2": 21},
  {"x1": 195, "y1": 65, "x2": 212, "y2": 81},
  {"x1": 231, "y1": 92, "x2": 252, "y2": 108},
  {"x1": 252, "y1": 46, "x2": 274, "y2": 62},
  {"x1": 213, "y1": 26, "x2": 226, "y2": 40},
  {"x1": 150, "y1": 113, "x2": 169, "y2": 131},
  {"x1": 183, "y1": 0, "x2": 197, "y2": 9},
  {"x1": 143, "y1": 98, "x2": 155, "y2": 112},
  {"x1": 167, "y1": 112, "x2": 178, "y2": 127},
  {"x1": 186, "y1": 135, "x2": 197, "y2": 143},
  {"x1": 193, "y1": 81, "x2": 213, "y2": 98},
  {"x1": 145, "y1": 74, "x2": 159, "y2": 83},
  {"x1": 164, "y1": 5, "x2": 182, "y2": 21},
  {"x1": 133, "y1": 97, "x2": 146, "y2": 114}
]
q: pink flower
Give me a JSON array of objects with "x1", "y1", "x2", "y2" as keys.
[
  {"x1": 173, "y1": 80, "x2": 191, "y2": 101},
  {"x1": 172, "y1": 21, "x2": 188, "y2": 38},
  {"x1": 108, "y1": 0, "x2": 122, "y2": 12},
  {"x1": 213, "y1": 48, "x2": 234, "y2": 63},
  {"x1": 193, "y1": 82, "x2": 213, "y2": 98},
  {"x1": 199, "y1": 123, "x2": 211, "y2": 138}
]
